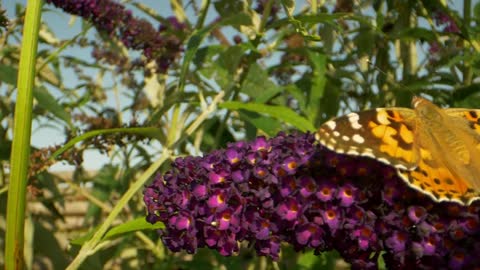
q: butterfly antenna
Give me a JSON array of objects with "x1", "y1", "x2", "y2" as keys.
[{"x1": 365, "y1": 58, "x2": 418, "y2": 99}]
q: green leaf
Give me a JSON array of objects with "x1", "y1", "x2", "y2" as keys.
[
  {"x1": 305, "y1": 51, "x2": 326, "y2": 121},
  {"x1": 454, "y1": 84, "x2": 480, "y2": 99},
  {"x1": 0, "y1": 64, "x2": 18, "y2": 85},
  {"x1": 33, "y1": 86, "x2": 72, "y2": 127},
  {"x1": 475, "y1": 2, "x2": 480, "y2": 20},
  {"x1": 193, "y1": 45, "x2": 224, "y2": 69},
  {"x1": 281, "y1": 0, "x2": 295, "y2": 15},
  {"x1": 238, "y1": 110, "x2": 283, "y2": 136},
  {"x1": 297, "y1": 250, "x2": 323, "y2": 268},
  {"x1": 392, "y1": 27, "x2": 436, "y2": 42},
  {"x1": 33, "y1": 221, "x2": 69, "y2": 269},
  {"x1": 0, "y1": 139, "x2": 11, "y2": 160},
  {"x1": 298, "y1": 250, "x2": 343, "y2": 269},
  {"x1": 214, "y1": 1, "x2": 247, "y2": 17},
  {"x1": 240, "y1": 63, "x2": 282, "y2": 102},
  {"x1": 217, "y1": 45, "x2": 245, "y2": 74},
  {"x1": 70, "y1": 217, "x2": 165, "y2": 245},
  {"x1": 211, "y1": 45, "x2": 247, "y2": 90},
  {"x1": 200, "y1": 117, "x2": 236, "y2": 151},
  {"x1": 49, "y1": 127, "x2": 165, "y2": 162},
  {"x1": 220, "y1": 101, "x2": 315, "y2": 132},
  {"x1": 269, "y1": 13, "x2": 351, "y2": 29},
  {"x1": 103, "y1": 217, "x2": 164, "y2": 239},
  {"x1": 179, "y1": 13, "x2": 251, "y2": 92}
]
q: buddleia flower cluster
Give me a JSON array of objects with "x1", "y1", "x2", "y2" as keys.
[
  {"x1": 144, "y1": 132, "x2": 480, "y2": 269},
  {"x1": 46, "y1": 0, "x2": 185, "y2": 73}
]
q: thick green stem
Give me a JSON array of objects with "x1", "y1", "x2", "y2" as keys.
[{"x1": 5, "y1": 1, "x2": 43, "y2": 269}]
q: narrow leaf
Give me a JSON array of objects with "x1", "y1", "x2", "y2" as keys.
[
  {"x1": 220, "y1": 101, "x2": 315, "y2": 132},
  {"x1": 70, "y1": 217, "x2": 165, "y2": 245},
  {"x1": 33, "y1": 86, "x2": 72, "y2": 126}
]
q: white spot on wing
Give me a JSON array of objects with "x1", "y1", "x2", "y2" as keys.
[
  {"x1": 325, "y1": 120, "x2": 336, "y2": 130},
  {"x1": 375, "y1": 109, "x2": 391, "y2": 125},
  {"x1": 333, "y1": 131, "x2": 340, "y2": 137},
  {"x1": 352, "y1": 134, "x2": 365, "y2": 144},
  {"x1": 395, "y1": 164, "x2": 408, "y2": 170},
  {"x1": 346, "y1": 149, "x2": 359, "y2": 155},
  {"x1": 342, "y1": 135, "x2": 350, "y2": 141},
  {"x1": 377, "y1": 157, "x2": 390, "y2": 164},
  {"x1": 362, "y1": 152, "x2": 375, "y2": 158},
  {"x1": 347, "y1": 113, "x2": 363, "y2": 129}
]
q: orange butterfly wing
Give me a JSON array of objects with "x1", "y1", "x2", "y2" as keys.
[{"x1": 317, "y1": 100, "x2": 480, "y2": 205}]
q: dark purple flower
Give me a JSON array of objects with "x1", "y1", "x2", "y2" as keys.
[
  {"x1": 251, "y1": 136, "x2": 270, "y2": 152},
  {"x1": 276, "y1": 197, "x2": 301, "y2": 221},
  {"x1": 255, "y1": 236, "x2": 281, "y2": 260},
  {"x1": 352, "y1": 225, "x2": 377, "y2": 251},
  {"x1": 225, "y1": 148, "x2": 242, "y2": 165},
  {"x1": 321, "y1": 205, "x2": 341, "y2": 232},
  {"x1": 295, "y1": 222, "x2": 324, "y2": 248},
  {"x1": 143, "y1": 132, "x2": 480, "y2": 268},
  {"x1": 192, "y1": 182, "x2": 207, "y2": 199},
  {"x1": 281, "y1": 156, "x2": 298, "y2": 174},
  {"x1": 337, "y1": 184, "x2": 356, "y2": 207},
  {"x1": 298, "y1": 175, "x2": 316, "y2": 198},
  {"x1": 433, "y1": 11, "x2": 460, "y2": 34},
  {"x1": 386, "y1": 231, "x2": 408, "y2": 252},
  {"x1": 207, "y1": 189, "x2": 227, "y2": 210},
  {"x1": 316, "y1": 182, "x2": 336, "y2": 202},
  {"x1": 208, "y1": 171, "x2": 228, "y2": 184},
  {"x1": 449, "y1": 249, "x2": 468, "y2": 269},
  {"x1": 407, "y1": 206, "x2": 427, "y2": 224},
  {"x1": 214, "y1": 208, "x2": 238, "y2": 231},
  {"x1": 46, "y1": 0, "x2": 185, "y2": 73}
]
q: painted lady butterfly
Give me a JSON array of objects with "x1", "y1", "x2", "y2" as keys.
[{"x1": 316, "y1": 96, "x2": 480, "y2": 205}]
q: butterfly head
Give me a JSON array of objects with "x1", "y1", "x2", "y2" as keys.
[
  {"x1": 411, "y1": 96, "x2": 430, "y2": 108},
  {"x1": 411, "y1": 96, "x2": 443, "y2": 121}
]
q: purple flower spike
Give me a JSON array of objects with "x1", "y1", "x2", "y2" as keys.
[
  {"x1": 46, "y1": 0, "x2": 185, "y2": 73},
  {"x1": 144, "y1": 132, "x2": 480, "y2": 268}
]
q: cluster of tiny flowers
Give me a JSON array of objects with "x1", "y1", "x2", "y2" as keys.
[
  {"x1": 144, "y1": 132, "x2": 480, "y2": 269},
  {"x1": 433, "y1": 11, "x2": 460, "y2": 34},
  {"x1": 254, "y1": 0, "x2": 280, "y2": 22},
  {"x1": 46, "y1": 0, "x2": 185, "y2": 72}
]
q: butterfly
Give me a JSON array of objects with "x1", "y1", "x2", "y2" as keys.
[{"x1": 316, "y1": 96, "x2": 480, "y2": 205}]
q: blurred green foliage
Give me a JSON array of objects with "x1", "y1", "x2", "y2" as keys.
[{"x1": 1, "y1": 0, "x2": 480, "y2": 269}]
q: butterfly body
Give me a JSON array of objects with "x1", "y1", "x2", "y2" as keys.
[{"x1": 316, "y1": 96, "x2": 480, "y2": 205}]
